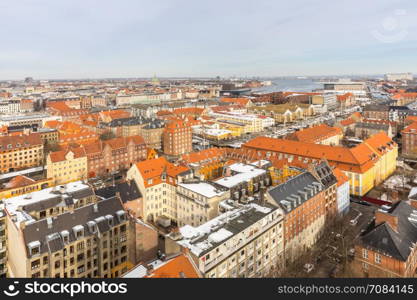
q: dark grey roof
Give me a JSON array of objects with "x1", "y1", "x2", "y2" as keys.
[
  {"x1": 191, "y1": 203, "x2": 278, "y2": 257},
  {"x1": 267, "y1": 172, "x2": 323, "y2": 213},
  {"x1": 142, "y1": 119, "x2": 165, "y2": 129},
  {"x1": 359, "y1": 201, "x2": 417, "y2": 261},
  {"x1": 363, "y1": 105, "x2": 389, "y2": 112},
  {"x1": 95, "y1": 180, "x2": 142, "y2": 204},
  {"x1": 103, "y1": 116, "x2": 151, "y2": 127},
  {"x1": 314, "y1": 162, "x2": 337, "y2": 188},
  {"x1": 22, "y1": 197, "x2": 125, "y2": 257},
  {"x1": 22, "y1": 187, "x2": 94, "y2": 213}
]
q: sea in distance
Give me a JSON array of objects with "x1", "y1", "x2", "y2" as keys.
[{"x1": 252, "y1": 78, "x2": 323, "y2": 94}]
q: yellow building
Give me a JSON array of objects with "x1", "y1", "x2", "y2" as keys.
[
  {"x1": 250, "y1": 104, "x2": 314, "y2": 124},
  {"x1": 210, "y1": 112, "x2": 263, "y2": 133},
  {"x1": 0, "y1": 176, "x2": 53, "y2": 199},
  {"x1": 46, "y1": 148, "x2": 88, "y2": 185},
  {"x1": 243, "y1": 132, "x2": 397, "y2": 196},
  {"x1": 0, "y1": 133, "x2": 44, "y2": 174}
]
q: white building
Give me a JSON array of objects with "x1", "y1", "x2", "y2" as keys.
[
  {"x1": 0, "y1": 100, "x2": 20, "y2": 114},
  {"x1": 385, "y1": 73, "x2": 413, "y2": 81},
  {"x1": 171, "y1": 202, "x2": 285, "y2": 278}
]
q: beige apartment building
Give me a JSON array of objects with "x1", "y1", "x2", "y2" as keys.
[
  {"x1": 47, "y1": 148, "x2": 88, "y2": 185},
  {"x1": 127, "y1": 157, "x2": 192, "y2": 225},
  {"x1": 176, "y1": 182, "x2": 230, "y2": 227},
  {"x1": 138, "y1": 120, "x2": 165, "y2": 150},
  {"x1": 5, "y1": 181, "x2": 132, "y2": 278},
  {"x1": 0, "y1": 205, "x2": 7, "y2": 277},
  {"x1": 209, "y1": 112, "x2": 263, "y2": 133},
  {"x1": 0, "y1": 133, "x2": 44, "y2": 174},
  {"x1": 168, "y1": 202, "x2": 285, "y2": 278}
]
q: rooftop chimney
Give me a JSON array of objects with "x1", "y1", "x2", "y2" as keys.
[{"x1": 375, "y1": 210, "x2": 398, "y2": 232}]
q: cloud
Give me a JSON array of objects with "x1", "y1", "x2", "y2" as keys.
[{"x1": 0, "y1": 0, "x2": 416, "y2": 79}]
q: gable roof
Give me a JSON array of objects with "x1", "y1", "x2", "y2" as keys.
[
  {"x1": 145, "y1": 254, "x2": 200, "y2": 278},
  {"x1": 288, "y1": 124, "x2": 342, "y2": 143},
  {"x1": 359, "y1": 201, "x2": 417, "y2": 261}
]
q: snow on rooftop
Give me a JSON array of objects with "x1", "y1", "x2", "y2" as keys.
[
  {"x1": 179, "y1": 182, "x2": 225, "y2": 198},
  {"x1": 215, "y1": 163, "x2": 266, "y2": 188},
  {"x1": 207, "y1": 228, "x2": 233, "y2": 243},
  {"x1": 177, "y1": 202, "x2": 276, "y2": 256},
  {"x1": 4, "y1": 180, "x2": 90, "y2": 226}
]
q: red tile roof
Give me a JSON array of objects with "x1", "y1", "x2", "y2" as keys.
[
  {"x1": 48, "y1": 148, "x2": 86, "y2": 163},
  {"x1": 145, "y1": 254, "x2": 200, "y2": 278},
  {"x1": 4, "y1": 175, "x2": 36, "y2": 189},
  {"x1": 288, "y1": 124, "x2": 342, "y2": 143},
  {"x1": 135, "y1": 157, "x2": 189, "y2": 187},
  {"x1": 243, "y1": 133, "x2": 396, "y2": 173}
]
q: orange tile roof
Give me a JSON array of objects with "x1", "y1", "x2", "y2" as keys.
[
  {"x1": 405, "y1": 116, "x2": 417, "y2": 123},
  {"x1": 288, "y1": 124, "x2": 342, "y2": 143},
  {"x1": 220, "y1": 97, "x2": 251, "y2": 106},
  {"x1": 145, "y1": 254, "x2": 200, "y2": 278},
  {"x1": 333, "y1": 167, "x2": 349, "y2": 187},
  {"x1": 243, "y1": 135, "x2": 390, "y2": 173},
  {"x1": 49, "y1": 148, "x2": 86, "y2": 163},
  {"x1": 391, "y1": 92, "x2": 417, "y2": 100},
  {"x1": 181, "y1": 147, "x2": 226, "y2": 164},
  {"x1": 402, "y1": 121, "x2": 417, "y2": 134},
  {"x1": 135, "y1": 157, "x2": 189, "y2": 187},
  {"x1": 363, "y1": 131, "x2": 397, "y2": 156},
  {"x1": 44, "y1": 120, "x2": 61, "y2": 129},
  {"x1": 173, "y1": 107, "x2": 204, "y2": 116},
  {"x1": 0, "y1": 133, "x2": 43, "y2": 150},
  {"x1": 104, "y1": 135, "x2": 145, "y2": 150},
  {"x1": 339, "y1": 118, "x2": 356, "y2": 126},
  {"x1": 4, "y1": 175, "x2": 36, "y2": 189},
  {"x1": 100, "y1": 110, "x2": 131, "y2": 121},
  {"x1": 336, "y1": 93, "x2": 354, "y2": 101},
  {"x1": 156, "y1": 110, "x2": 174, "y2": 117}
]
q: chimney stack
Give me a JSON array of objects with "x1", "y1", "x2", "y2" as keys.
[{"x1": 375, "y1": 210, "x2": 398, "y2": 232}]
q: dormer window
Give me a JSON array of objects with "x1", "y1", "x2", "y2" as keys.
[
  {"x1": 61, "y1": 230, "x2": 70, "y2": 244},
  {"x1": 105, "y1": 215, "x2": 114, "y2": 227},
  {"x1": 73, "y1": 225, "x2": 84, "y2": 240},
  {"x1": 116, "y1": 210, "x2": 126, "y2": 222},
  {"x1": 28, "y1": 240, "x2": 41, "y2": 257},
  {"x1": 87, "y1": 221, "x2": 97, "y2": 234}
]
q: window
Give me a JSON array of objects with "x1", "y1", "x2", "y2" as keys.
[
  {"x1": 375, "y1": 253, "x2": 381, "y2": 264},
  {"x1": 362, "y1": 249, "x2": 368, "y2": 259}
]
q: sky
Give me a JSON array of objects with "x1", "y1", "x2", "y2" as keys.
[{"x1": 0, "y1": 0, "x2": 416, "y2": 79}]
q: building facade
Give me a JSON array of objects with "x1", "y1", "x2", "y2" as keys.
[
  {"x1": 352, "y1": 201, "x2": 417, "y2": 277},
  {"x1": 267, "y1": 172, "x2": 327, "y2": 263},
  {"x1": 47, "y1": 149, "x2": 88, "y2": 185},
  {"x1": 5, "y1": 181, "x2": 132, "y2": 278},
  {"x1": 171, "y1": 203, "x2": 285, "y2": 278},
  {"x1": 0, "y1": 133, "x2": 44, "y2": 174},
  {"x1": 163, "y1": 120, "x2": 192, "y2": 156}
]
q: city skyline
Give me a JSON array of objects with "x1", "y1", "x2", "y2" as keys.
[{"x1": 1, "y1": 0, "x2": 417, "y2": 79}]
